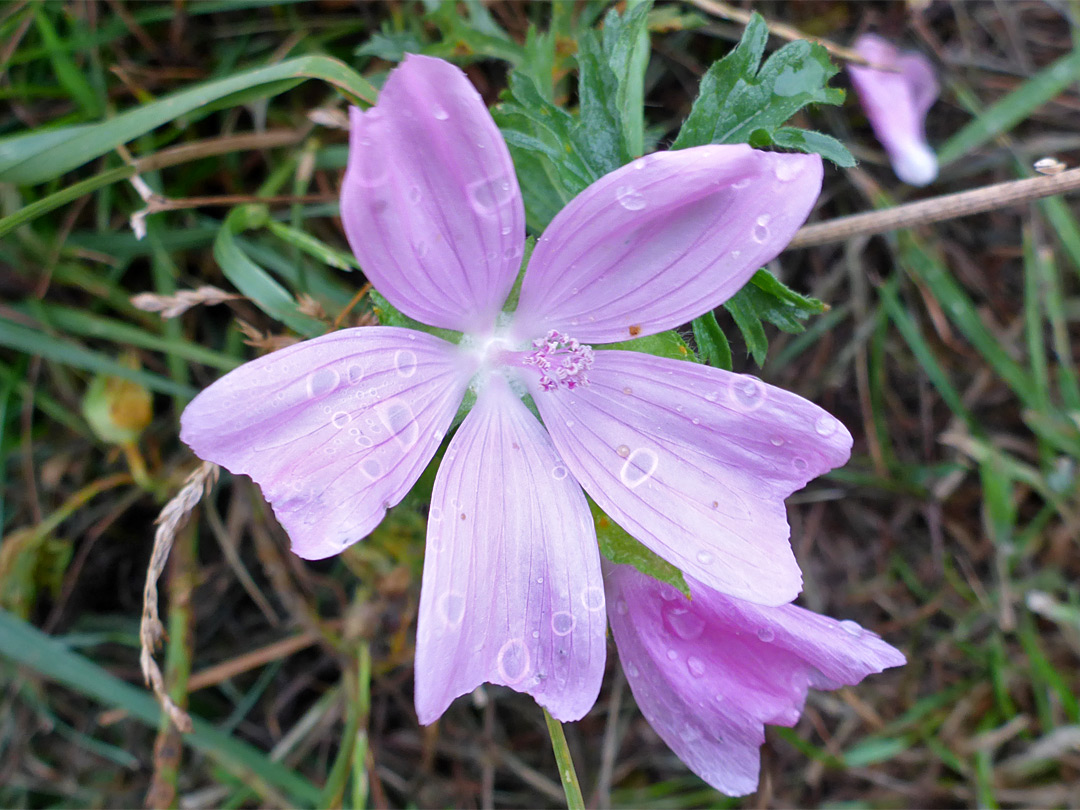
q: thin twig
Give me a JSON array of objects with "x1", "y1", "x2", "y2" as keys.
[
  {"x1": 787, "y1": 167, "x2": 1080, "y2": 249},
  {"x1": 686, "y1": 0, "x2": 895, "y2": 70},
  {"x1": 140, "y1": 462, "x2": 219, "y2": 734}
]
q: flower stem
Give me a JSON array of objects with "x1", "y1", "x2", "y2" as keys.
[{"x1": 543, "y1": 708, "x2": 585, "y2": 810}]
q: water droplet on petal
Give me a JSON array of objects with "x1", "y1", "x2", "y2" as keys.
[
  {"x1": 615, "y1": 185, "x2": 646, "y2": 210},
  {"x1": 437, "y1": 592, "x2": 466, "y2": 626},
  {"x1": 615, "y1": 599, "x2": 628, "y2": 615},
  {"x1": 757, "y1": 626, "x2": 775, "y2": 643},
  {"x1": 496, "y1": 638, "x2": 530, "y2": 684},
  {"x1": 551, "y1": 611, "x2": 575, "y2": 636},
  {"x1": 793, "y1": 457, "x2": 809, "y2": 472},
  {"x1": 432, "y1": 106, "x2": 449, "y2": 121},
  {"x1": 770, "y1": 435, "x2": 784, "y2": 447},
  {"x1": 552, "y1": 465, "x2": 568, "y2": 480},
  {"x1": 815, "y1": 415, "x2": 839, "y2": 436},
  {"x1": 429, "y1": 506, "x2": 443, "y2": 522},
  {"x1": 625, "y1": 662, "x2": 640, "y2": 678},
  {"x1": 774, "y1": 160, "x2": 801, "y2": 182},
  {"x1": 731, "y1": 177, "x2": 752, "y2": 190},
  {"x1": 394, "y1": 349, "x2": 417, "y2": 378},
  {"x1": 332, "y1": 411, "x2": 351, "y2": 428},
  {"x1": 662, "y1": 602, "x2": 705, "y2": 641},
  {"x1": 666, "y1": 648, "x2": 679, "y2": 661},
  {"x1": 347, "y1": 364, "x2": 365, "y2": 385},
  {"x1": 687, "y1": 656, "x2": 706, "y2": 677},
  {"x1": 581, "y1": 586, "x2": 605, "y2": 612},
  {"x1": 615, "y1": 444, "x2": 630, "y2": 459},
  {"x1": 619, "y1": 448, "x2": 658, "y2": 488},
  {"x1": 752, "y1": 214, "x2": 771, "y2": 244},
  {"x1": 467, "y1": 175, "x2": 513, "y2": 214},
  {"x1": 361, "y1": 459, "x2": 382, "y2": 479},
  {"x1": 376, "y1": 398, "x2": 419, "y2": 450},
  {"x1": 306, "y1": 367, "x2": 339, "y2": 398},
  {"x1": 696, "y1": 550, "x2": 714, "y2": 565},
  {"x1": 839, "y1": 619, "x2": 862, "y2": 636},
  {"x1": 729, "y1": 376, "x2": 766, "y2": 412}
]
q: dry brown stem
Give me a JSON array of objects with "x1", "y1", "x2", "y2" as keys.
[{"x1": 139, "y1": 461, "x2": 219, "y2": 734}]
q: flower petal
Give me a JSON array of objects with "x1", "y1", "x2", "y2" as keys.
[
  {"x1": 414, "y1": 378, "x2": 606, "y2": 724},
  {"x1": 341, "y1": 54, "x2": 525, "y2": 332},
  {"x1": 606, "y1": 564, "x2": 905, "y2": 796},
  {"x1": 180, "y1": 327, "x2": 470, "y2": 559},
  {"x1": 849, "y1": 35, "x2": 938, "y2": 187},
  {"x1": 512, "y1": 145, "x2": 821, "y2": 344},
  {"x1": 530, "y1": 350, "x2": 852, "y2": 606}
]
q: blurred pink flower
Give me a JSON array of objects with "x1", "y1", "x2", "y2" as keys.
[
  {"x1": 849, "y1": 34, "x2": 939, "y2": 186},
  {"x1": 606, "y1": 563, "x2": 906, "y2": 796},
  {"x1": 181, "y1": 54, "x2": 848, "y2": 724}
]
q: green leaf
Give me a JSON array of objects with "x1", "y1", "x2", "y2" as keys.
[
  {"x1": 601, "y1": 328, "x2": 698, "y2": 362},
  {"x1": 671, "y1": 12, "x2": 851, "y2": 166},
  {"x1": 0, "y1": 55, "x2": 377, "y2": 185},
  {"x1": 265, "y1": 220, "x2": 360, "y2": 272},
  {"x1": 722, "y1": 270, "x2": 825, "y2": 365},
  {"x1": 214, "y1": 206, "x2": 327, "y2": 337},
  {"x1": 591, "y1": 500, "x2": 689, "y2": 597},
  {"x1": 690, "y1": 310, "x2": 733, "y2": 370},
  {"x1": 770, "y1": 126, "x2": 855, "y2": 167}
]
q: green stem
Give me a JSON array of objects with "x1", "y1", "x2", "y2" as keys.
[{"x1": 543, "y1": 708, "x2": 585, "y2": 810}]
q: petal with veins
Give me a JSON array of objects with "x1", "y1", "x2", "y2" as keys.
[
  {"x1": 415, "y1": 378, "x2": 606, "y2": 724},
  {"x1": 180, "y1": 327, "x2": 470, "y2": 560},
  {"x1": 513, "y1": 145, "x2": 821, "y2": 344},
  {"x1": 532, "y1": 350, "x2": 851, "y2": 606},
  {"x1": 341, "y1": 54, "x2": 526, "y2": 333},
  {"x1": 606, "y1": 564, "x2": 905, "y2": 796}
]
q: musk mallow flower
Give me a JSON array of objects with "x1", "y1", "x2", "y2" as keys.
[
  {"x1": 180, "y1": 54, "x2": 851, "y2": 724},
  {"x1": 605, "y1": 563, "x2": 906, "y2": 796},
  {"x1": 848, "y1": 34, "x2": 939, "y2": 187}
]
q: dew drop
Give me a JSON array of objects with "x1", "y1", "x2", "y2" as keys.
[
  {"x1": 625, "y1": 662, "x2": 640, "y2": 678},
  {"x1": 501, "y1": 225, "x2": 512, "y2": 236},
  {"x1": 306, "y1": 367, "x2": 340, "y2": 398},
  {"x1": 432, "y1": 105, "x2": 449, "y2": 121},
  {"x1": 839, "y1": 619, "x2": 862, "y2": 636},
  {"x1": 356, "y1": 435, "x2": 373, "y2": 448},
  {"x1": 615, "y1": 444, "x2": 631, "y2": 459},
  {"x1": 331, "y1": 411, "x2": 351, "y2": 428},
  {"x1": 731, "y1": 177, "x2": 752, "y2": 190},
  {"x1": 347, "y1": 364, "x2": 365, "y2": 385},
  {"x1": 467, "y1": 175, "x2": 513, "y2": 214},
  {"x1": 775, "y1": 160, "x2": 801, "y2": 182},
  {"x1": 757, "y1": 626, "x2": 776, "y2": 643},
  {"x1": 615, "y1": 185, "x2": 646, "y2": 211},
  {"x1": 437, "y1": 592, "x2": 466, "y2": 626},
  {"x1": 729, "y1": 376, "x2": 766, "y2": 412},
  {"x1": 377, "y1": 398, "x2": 420, "y2": 450},
  {"x1": 662, "y1": 602, "x2": 705, "y2": 641},
  {"x1": 696, "y1": 550, "x2": 715, "y2": 565},
  {"x1": 496, "y1": 638, "x2": 530, "y2": 684},
  {"x1": 552, "y1": 465, "x2": 568, "y2": 480},
  {"x1": 551, "y1": 611, "x2": 575, "y2": 636},
  {"x1": 622, "y1": 386, "x2": 633, "y2": 395},
  {"x1": 532, "y1": 630, "x2": 540, "y2": 639},
  {"x1": 429, "y1": 506, "x2": 443, "y2": 522},
  {"x1": 666, "y1": 648, "x2": 678, "y2": 661},
  {"x1": 581, "y1": 586, "x2": 605, "y2": 612},
  {"x1": 770, "y1": 435, "x2": 785, "y2": 447},
  {"x1": 687, "y1": 656, "x2": 706, "y2": 677},
  {"x1": 659, "y1": 586, "x2": 679, "y2": 601},
  {"x1": 361, "y1": 459, "x2": 382, "y2": 479},
  {"x1": 793, "y1": 457, "x2": 809, "y2": 472},
  {"x1": 815, "y1": 415, "x2": 839, "y2": 437},
  {"x1": 394, "y1": 349, "x2": 418, "y2": 378},
  {"x1": 615, "y1": 599, "x2": 628, "y2": 615},
  {"x1": 619, "y1": 447, "x2": 658, "y2": 488},
  {"x1": 752, "y1": 214, "x2": 771, "y2": 244}
]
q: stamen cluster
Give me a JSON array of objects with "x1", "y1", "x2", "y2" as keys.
[{"x1": 522, "y1": 329, "x2": 595, "y2": 391}]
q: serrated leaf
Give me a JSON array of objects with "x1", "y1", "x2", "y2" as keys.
[
  {"x1": 591, "y1": 500, "x2": 690, "y2": 598},
  {"x1": 723, "y1": 289, "x2": 770, "y2": 365},
  {"x1": 691, "y1": 311, "x2": 733, "y2": 370},
  {"x1": 354, "y1": 30, "x2": 423, "y2": 63},
  {"x1": 723, "y1": 269, "x2": 826, "y2": 365},
  {"x1": 671, "y1": 12, "x2": 849, "y2": 166},
  {"x1": 771, "y1": 126, "x2": 854, "y2": 167}
]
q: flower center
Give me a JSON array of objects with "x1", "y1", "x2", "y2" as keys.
[{"x1": 520, "y1": 329, "x2": 594, "y2": 391}]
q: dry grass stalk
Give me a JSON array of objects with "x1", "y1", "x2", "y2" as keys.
[
  {"x1": 139, "y1": 461, "x2": 219, "y2": 734},
  {"x1": 131, "y1": 286, "x2": 243, "y2": 319}
]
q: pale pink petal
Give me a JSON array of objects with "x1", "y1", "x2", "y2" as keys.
[
  {"x1": 414, "y1": 378, "x2": 606, "y2": 723},
  {"x1": 512, "y1": 145, "x2": 821, "y2": 344},
  {"x1": 341, "y1": 54, "x2": 525, "y2": 333},
  {"x1": 180, "y1": 327, "x2": 471, "y2": 560},
  {"x1": 849, "y1": 35, "x2": 938, "y2": 187},
  {"x1": 606, "y1": 564, "x2": 905, "y2": 796},
  {"x1": 530, "y1": 350, "x2": 851, "y2": 606}
]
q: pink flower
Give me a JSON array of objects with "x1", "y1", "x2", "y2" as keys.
[
  {"x1": 606, "y1": 563, "x2": 906, "y2": 796},
  {"x1": 849, "y1": 34, "x2": 939, "y2": 186},
  {"x1": 181, "y1": 55, "x2": 848, "y2": 723}
]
